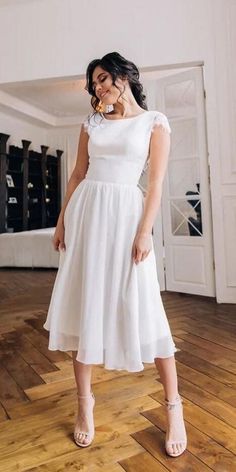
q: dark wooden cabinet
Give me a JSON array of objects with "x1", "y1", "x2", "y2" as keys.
[{"x1": 0, "y1": 133, "x2": 63, "y2": 233}]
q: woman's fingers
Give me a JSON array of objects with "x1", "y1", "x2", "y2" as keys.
[
  {"x1": 141, "y1": 251, "x2": 148, "y2": 261},
  {"x1": 134, "y1": 249, "x2": 145, "y2": 264},
  {"x1": 52, "y1": 221, "x2": 66, "y2": 251},
  {"x1": 52, "y1": 237, "x2": 66, "y2": 252},
  {"x1": 59, "y1": 241, "x2": 66, "y2": 251},
  {"x1": 136, "y1": 248, "x2": 143, "y2": 263},
  {"x1": 133, "y1": 247, "x2": 151, "y2": 264},
  {"x1": 140, "y1": 250, "x2": 149, "y2": 261}
]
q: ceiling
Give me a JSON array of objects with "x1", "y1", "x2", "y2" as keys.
[{"x1": 0, "y1": 66, "x2": 193, "y2": 127}]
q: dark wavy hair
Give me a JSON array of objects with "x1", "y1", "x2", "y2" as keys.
[{"x1": 84, "y1": 51, "x2": 148, "y2": 119}]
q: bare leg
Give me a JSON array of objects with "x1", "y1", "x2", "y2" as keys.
[
  {"x1": 154, "y1": 356, "x2": 178, "y2": 401},
  {"x1": 72, "y1": 351, "x2": 95, "y2": 446},
  {"x1": 155, "y1": 356, "x2": 187, "y2": 456}
]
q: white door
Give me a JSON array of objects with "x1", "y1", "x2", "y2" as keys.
[
  {"x1": 138, "y1": 78, "x2": 166, "y2": 290},
  {"x1": 155, "y1": 67, "x2": 215, "y2": 297}
]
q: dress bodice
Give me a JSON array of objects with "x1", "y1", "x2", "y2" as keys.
[{"x1": 83, "y1": 110, "x2": 171, "y2": 186}]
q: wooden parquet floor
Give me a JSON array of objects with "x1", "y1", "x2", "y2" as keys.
[{"x1": 0, "y1": 268, "x2": 235, "y2": 472}]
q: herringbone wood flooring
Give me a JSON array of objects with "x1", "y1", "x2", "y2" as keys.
[{"x1": 0, "y1": 268, "x2": 235, "y2": 471}]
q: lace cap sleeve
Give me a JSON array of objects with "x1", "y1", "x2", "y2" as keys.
[
  {"x1": 151, "y1": 111, "x2": 171, "y2": 134},
  {"x1": 83, "y1": 114, "x2": 91, "y2": 134}
]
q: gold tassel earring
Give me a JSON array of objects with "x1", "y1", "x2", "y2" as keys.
[{"x1": 96, "y1": 100, "x2": 104, "y2": 113}]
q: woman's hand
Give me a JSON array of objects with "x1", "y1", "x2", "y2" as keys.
[
  {"x1": 132, "y1": 232, "x2": 152, "y2": 264},
  {"x1": 52, "y1": 217, "x2": 66, "y2": 252}
]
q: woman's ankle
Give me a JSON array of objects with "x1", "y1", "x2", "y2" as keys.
[
  {"x1": 165, "y1": 393, "x2": 180, "y2": 402},
  {"x1": 77, "y1": 388, "x2": 93, "y2": 397}
]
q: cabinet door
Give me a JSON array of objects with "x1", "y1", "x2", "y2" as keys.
[
  {"x1": 6, "y1": 146, "x2": 24, "y2": 233},
  {"x1": 28, "y1": 151, "x2": 43, "y2": 230},
  {"x1": 45, "y1": 155, "x2": 59, "y2": 227}
]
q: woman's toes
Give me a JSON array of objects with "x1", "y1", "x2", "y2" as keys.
[
  {"x1": 173, "y1": 442, "x2": 184, "y2": 455},
  {"x1": 166, "y1": 443, "x2": 174, "y2": 455},
  {"x1": 173, "y1": 443, "x2": 178, "y2": 454},
  {"x1": 179, "y1": 442, "x2": 184, "y2": 453},
  {"x1": 77, "y1": 432, "x2": 89, "y2": 445},
  {"x1": 176, "y1": 443, "x2": 182, "y2": 454},
  {"x1": 166, "y1": 442, "x2": 182, "y2": 455},
  {"x1": 174, "y1": 443, "x2": 179, "y2": 454},
  {"x1": 77, "y1": 432, "x2": 84, "y2": 442}
]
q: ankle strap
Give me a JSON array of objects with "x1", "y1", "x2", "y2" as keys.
[
  {"x1": 165, "y1": 394, "x2": 182, "y2": 407},
  {"x1": 77, "y1": 391, "x2": 94, "y2": 399}
]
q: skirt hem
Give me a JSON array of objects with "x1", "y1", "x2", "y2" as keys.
[{"x1": 43, "y1": 324, "x2": 178, "y2": 373}]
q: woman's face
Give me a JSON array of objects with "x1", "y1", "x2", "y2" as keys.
[{"x1": 91, "y1": 65, "x2": 126, "y2": 105}]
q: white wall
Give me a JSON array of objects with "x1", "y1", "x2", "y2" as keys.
[
  {"x1": 0, "y1": 108, "x2": 47, "y2": 149},
  {"x1": 0, "y1": 109, "x2": 68, "y2": 203},
  {"x1": 0, "y1": 0, "x2": 213, "y2": 84},
  {"x1": 0, "y1": 0, "x2": 235, "y2": 303}
]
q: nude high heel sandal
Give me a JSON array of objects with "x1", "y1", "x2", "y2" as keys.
[
  {"x1": 74, "y1": 391, "x2": 95, "y2": 447},
  {"x1": 164, "y1": 393, "x2": 187, "y2": 457}
]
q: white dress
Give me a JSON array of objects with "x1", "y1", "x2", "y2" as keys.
[{"x1": 43, "y1": 110, "x2": 178, "y2": 372}]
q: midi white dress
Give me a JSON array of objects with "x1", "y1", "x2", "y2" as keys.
[{"x1": 43, "y1": 110, "x2": 178, "y2": 372}]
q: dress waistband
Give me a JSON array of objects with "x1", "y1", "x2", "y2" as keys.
[
  {"x1": 84, "y1": 177, "x2": 138, "y2": 187},
  {"x1": 85, "y1": 159, "x2": 142, "y2": 185}
]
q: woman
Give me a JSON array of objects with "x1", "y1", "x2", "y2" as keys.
[{"x1": 43, "y1": 51, "x2": 187, "y2": 456}]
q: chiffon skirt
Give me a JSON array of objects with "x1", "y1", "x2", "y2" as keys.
[{"x1": 43, "y1": 178, "x2": 177, "y2": 372}]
